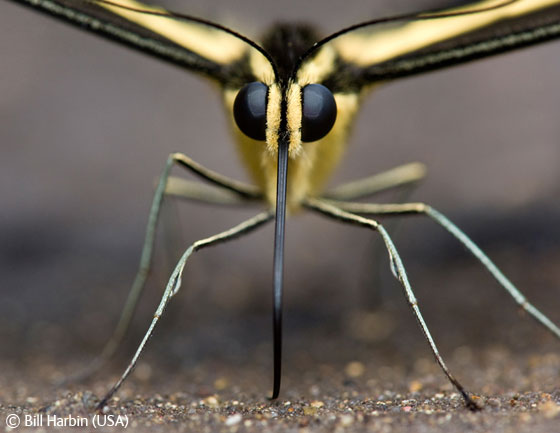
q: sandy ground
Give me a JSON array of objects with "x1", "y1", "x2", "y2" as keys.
[{"x1": 2, "y1": 247, "x2": 559, "y2": 433}]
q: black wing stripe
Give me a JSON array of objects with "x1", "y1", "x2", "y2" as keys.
[
  {"x1": 10, "y1": 0, "x2": 254, "y2": 85},
  {"x1": 364, "y1": 7, "x2": 560, "y2": 82}
]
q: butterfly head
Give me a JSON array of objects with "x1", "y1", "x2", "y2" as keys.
[{"x1": 233, "y1": 80, "x2": 337, "y2": 155}]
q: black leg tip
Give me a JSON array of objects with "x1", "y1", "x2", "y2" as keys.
[
  {"x1": 464, "y1": 394, "x2": 483, "y2": 412},
  {"x1": 95, "y1": 399, "x2": 109, "y2": 413}
]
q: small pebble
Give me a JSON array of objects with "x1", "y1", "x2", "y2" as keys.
[
  {"x1": 202, "y1": 396, "x2": 219, "y2": 408},
  {"x1": 303, "y1": 406, "x2": 317, "y2": 416},
  {"x1": 345, "y1": 361, "x2": 365, "y2": 378},
  {"x1": 409, "y1": 380, "x2": 423, "y2": 393},
  {"x1": 339, "y1": 415, "x2": 354, "y2": 426},
  {"x1": 539, "y1": 401, "x2": 560, "y2": 419},
  {"x1": 214, "y1": 377, "x2": 228, "y2": 390},
  {"x1": 225, "y1": 414, "x2": 242, "y2": 426}
]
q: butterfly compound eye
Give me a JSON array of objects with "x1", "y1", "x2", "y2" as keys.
[
  {"x1": 301, "y1": 84, "x2": 337, "y2": 142},
  {"x1": 234, "y1": 82, "x2": 268, "y2": 141}
]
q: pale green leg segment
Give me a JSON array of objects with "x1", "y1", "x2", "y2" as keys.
[
  {"x1": 172, "y1": 153, "x2": 262, "y2": 199},
  {"x1": 304, "y1": 198, "x2": 479, "y2": 410},
  {"x1": 97, "y1": 210, "x2": 273, "y2": 409},
  {"x1": 165, "y1": 177, "x2": 258, "y2": 206},
  {"x1": 324, "y1": 200, "x2": 560, "y2": 340},
  {"x1": 323, "y1": 163, "x2": 427, "y2": 307},
  {"x1": 429, "y1": 207, "x2": 560, "y2": 338},
  {"x1": 322, "y1": 162, "x2": 426, "y2": 201},
  {"x1": 61, "y1": 153, "x2": 262, "y2": 385}
]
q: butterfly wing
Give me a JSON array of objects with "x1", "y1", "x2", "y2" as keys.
[
  {"x1": 299, "y1": 0, "x2": 560, "y2": 91},
  {"x1": 10, "y1": 0, "x2": 274, "y2": 85}
]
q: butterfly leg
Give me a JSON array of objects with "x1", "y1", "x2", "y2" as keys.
[
  {"x1": 164, "y1": 177, "x2": 260, "y2": 206},
  {"x1": 323, "y1": 162, "x2": 426, "y2": 201},
  {"x1": 96, "y1": 210, "x2": 273, "y2": 409},
  {"x1": 60, "y1": 153, "x2": 263, "y2": 385},
  {"x1": 324, "y1": 163, "x2": 426, "y2": 307},
  {"x1": 171, "y1": 152, "x2": 262, "y2": 199},
  {"x1": 304, "y1": 197, "x2": 480, "y2": 410},
  {"x1": 318, "y1": 199, "x2": 560, "y2": 341}
]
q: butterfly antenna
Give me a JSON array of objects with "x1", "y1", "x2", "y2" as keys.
[
  {"x1": 295, "y1": 0, "x2": 518, "y2": 71},
  {"x1": 94, "y1": 0, "x2": 278, "y2": 78},
  {"x1": 271, "y1": 137, "x2": 289, "y2": 399}
]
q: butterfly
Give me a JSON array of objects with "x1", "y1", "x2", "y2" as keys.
[{"x1": 6, "y1": 0, "x2": 560, "y2": 410}]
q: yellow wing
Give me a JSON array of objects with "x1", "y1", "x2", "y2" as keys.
[
  {"x1": 11, "y1": 0, "x2": 274, "y2": 85},
  {"x1": 298, "y1": 0, "x2": 560, "y2": 90}
]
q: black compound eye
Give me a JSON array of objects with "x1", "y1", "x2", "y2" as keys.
[
  {"x1": 301, "y1": 84, "x2": 337, "y2": 142},
  {"x1": 233, "y1": 82, "x2": 268, "y2": 141}
]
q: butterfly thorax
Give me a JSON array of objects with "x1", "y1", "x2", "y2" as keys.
[{"x1": 260, "y1": 23, "x2": 321, "y2": 84}]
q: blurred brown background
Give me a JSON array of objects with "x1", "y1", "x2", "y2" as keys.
[{"x1": 1, "y1": 0, "x2": 559, "y2": 400}]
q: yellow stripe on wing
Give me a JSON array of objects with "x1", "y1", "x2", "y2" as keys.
[
  {"x1": 97, "y1": 0, "x2": 248, "y2": 65},
  {"x1": 334, "y1": 0, "x2": 558, "y2": 66}
]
